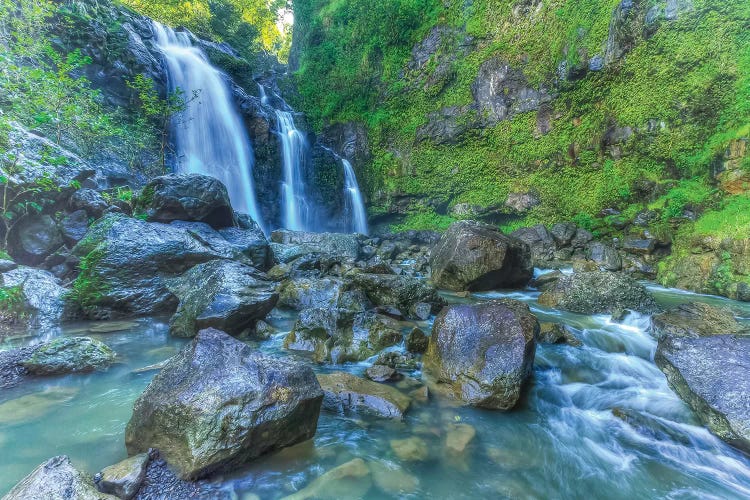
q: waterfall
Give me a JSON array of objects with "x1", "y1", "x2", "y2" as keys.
[
  {"x1": 341, "y1": 159, "x2": 368, "y2": 234},
  {"x1": 151, "y1": 21, "x2": 265, "y2": 232},
  {"x1": 275, "y1": 110, "x2": 311, "y2": 231}
]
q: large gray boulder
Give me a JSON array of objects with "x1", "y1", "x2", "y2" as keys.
[
  {"x1": 167, "y1": 260, "x2": 278, "y2": 338},
  {"x1": 538, "y1": 271, "x2": 659, "y2": 314},
  {"x1": 423, "y1": 299, "x2": 538, "y2": 410},
  {"x1": 3, "y1": 455, "x2": 117, "y2": 500},
  {"x1": 271, "y1": 230, "x2": 360, "y2": 260},
  {"x1": 430, "y1": 220, "x2": 533, "y2": 291},
  {"x1": 655, "y1": 335, "x2": 750, "y2": 452},
  {"x1": 70, "y1": 215, "x2": 267, "y2": 317},
  {"x1": 1, "y1": 266, "x2": 66, "y2": 333},
  {"x1": 139, "y1": 173, "x2": 236, "y2": 228},
  {"x1": 7, "y1": 214, "x2": 63, "y2": 266},
  {"x1": 125, "y1": 328, "x2": 323, "y2": 480},
  {"x1": 651, "y1": 302, "x2": 746, "y2": 339},
  {"x1": 352, "y1": 273, "x2": 443, "y2": 318}
]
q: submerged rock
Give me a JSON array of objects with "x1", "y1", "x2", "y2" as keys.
[
  {"x1": 538, "y1": 271, "x2": 659, "y2": 314},
  {"x1": 4, "y1": 455, "x2": 117, "y2": 500},
  {"x1": 430, "y1": 220, "x2": 533, "y2": 291},
  {"x1": 167, "y1": 260, "x2": 278, "y2": 338},
  {"x1": 317, "y1": 372, "x2": 411, "y2": 419},
  {"x1": 96, "y1": 453, "x2": 150, "y2": 500},
  {"x1": 369, "y1": 460, "x2": 419, "y2": 495},
  {"x1": 656, "y1": 334, "x2": 750, "y2": 452},
  {"x1": 651, "y1": 302, "x2": 745, "y2": 339},
  {"x1": 423, "y1": 299, "x2": 538, "y2": 409},
  {"x1": 390, "y1": 436, "x2": 430, "y2": 461},
  {"x1": 282, "y1": 458, "x2": 372, "y2": 500},
  {"x1": 139, "y1": 173, "x2": 236, "y2": 228},
  {"x1": 0, "y1": 387, "x2": 79, "y2": 425},
  {"x1": 22, "y1": 337, "x2": 115, "y2": 375},
  {"x1": 125, "y1": 328, "x2": 323, "y2": 480}
]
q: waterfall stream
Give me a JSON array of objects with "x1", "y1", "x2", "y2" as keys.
[
  {"x1": 275, "y1": 109, "x2": 311, "y2": 232},
  {"x1": 151, "y1": 22, "x2": 265, "y2": 232}
]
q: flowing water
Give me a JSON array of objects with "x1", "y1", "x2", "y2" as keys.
[
  {"x1": 151, "y1": 22, "x2": 265, "y2": 232},
  {"x1": 341, "y1": 159, "x2": 368, "y2": 235},
  {"x1": 3, "y1": 281, "x2": 750, "y2": 498},
  {"x1": 275, "y1": 109, "x2": 312, "y2": 232}
]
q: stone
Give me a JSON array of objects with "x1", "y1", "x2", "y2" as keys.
[
  {"x1": 390, "y1": 436, "x2": 430, "y2": 461},
  {"x1": 504, "y1": 191, "x2": 541, "y2": 213},
  {"x1": 125, "y1": 328, "x2": 323, "y2": 480},
  {"x1": 550, "y1": 223, "x2": 578, "y2": 247},
  {"x1": 1, "y1": 266, "x2": 66, "y2": 333},
  {"x1": 7, "y1": 214, "x2": 63, "y2": 266},
  {"x1": 375, "y1": 351, "x2": 419, "y2": 371},
  {"x1": 352, "y1": 273, "x2": 443, "y2": 318},
  {"x1": 510, "y1": 224, "x2": 556, "y2": 263},
  {"x1": 217, "y1": 225, "x2": 273, "y2": 271},
  {"x1": 430, "y1": 220, "x2": 533, "y2": 291},
  {"x1": 369, "y1": 460, "x2": 419, "y2": 495},
  {"x1": 445, "y1": 423, "x2": 476, "y2": 454},
  {"x1": 4, "y1": 455, "x2": 117, "y2": 500},
  {"x1": 96, "y1": 453, "x2": 150, "y2": 499},
  {"x1": 317, "y1": 372, "x2": 411, "y2": 419},
  {"x1": 423, "y1": 299, "x2": 538, "y2": 410},
  {"x1": 278, "y1": 277, "x2": 349, "y2": 311},
  {"x1": 538, "y1": 271, "x2": 659, "y2": 314},
  {"x1": 70, "y1": 189, "x2": 109, "y2": 218},
  {"x1": 22, "y1": 337, "x2": 115, "y2": 375},
  {"x1": 536, "y1": 323, "x2": 582, "y2": 346},
  {"x1": 60, "y1": 210, "x2": 91, "y2": 247},
  {"x1": 167, "y1": 260, "x2": 278, "y2": 338},
  {"x1": 282, "y1": 458, "x2": 372, "y2": 500},
  {"x1": 139, "y1": 173, "x2": 236, "y2": 228},
  {"x1": 365, "y1": 364, "x2": 400, "y2": 382},
  {"x1": 622, "y1": 238, "x2": 657, "y2": 255},
  {"x1": 651, "y1": 302, "x2": 746, "y2": 339},
  {"x1": 655, "y1": 335, "x2": 750, "y2": 452},
  {"x1": 588, "y1": 242, "x2": 622, "y2": 271},
  {"x1": 271, "y1": 230, "x2": 360, "y2": 260},
  {"x1": 405, "y1": 327, "x2": 429, "y2": 353}
]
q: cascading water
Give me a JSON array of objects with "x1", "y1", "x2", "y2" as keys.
[
  {"x1": 275, "y1": 110, "x2": 311, "y2": 232},
  {"x1": 151, "y1": 22, "x2": 265, "y2": 232},
  {"x1": 341, "y1": 159, "x2": 368, "y2": 234}
]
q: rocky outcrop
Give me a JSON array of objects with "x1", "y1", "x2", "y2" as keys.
[
  {"x1": 125, "y1": 328, "x2": 323, "y2": 480},
  {"x1": 430, "y1": 220, "x2": 532, "y2": 291},
  {"x1": 655, "y1": 335, "x2": 750, "y2": 452},
  {"x1": 271, "y1": 230, "x2": 360, "y2": 260},
  {"x1": 423, "y1": 299, "x2": 538, "y2": 409},
  {"x1": 651, "y1": 302, "x2": 746, "y2": 339},
  {"x1": 317, "y1": 372, "x2": 411, "y2": 419},
  {"x1": 1, "y1": 266, "x2": 66, "y2": 333},
  {"x1": 4, "y1": 455, "x2": 117, "y2": 500},
  {"x1": 138, "y1": 174, "x2": 236, "y2": 228},
  {"x1": 167, "y1": 260, "x2": 278, "y2": 338},
  {"x1": 538, "y1": 271, "x2": 659, "y2": 314}
]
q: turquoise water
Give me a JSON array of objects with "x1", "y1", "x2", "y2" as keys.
[{"x1": 2, "y1": 284, "x2": 750, "y2": 498}]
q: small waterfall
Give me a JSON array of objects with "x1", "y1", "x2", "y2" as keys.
[
  {"x1": 151, "y1": 22, "x2": 265, "y2": 232},
  {"x1": 341, "y1": 159, "x2": 368, "y2": 234},
  {"x1": 276, "y1": 110, "x2": 311, "y2": 231}
]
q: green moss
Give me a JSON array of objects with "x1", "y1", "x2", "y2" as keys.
[
  {"x1": 69, "y1": 247, "x2": 109, "y2": 309},
  {"x1": 390, "y1": 211, "x2": 455, "y2": 232}
]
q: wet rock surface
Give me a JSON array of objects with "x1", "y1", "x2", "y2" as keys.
[
  {"x1": 317, "y1": 372, "x2": 412, "y2": 419},
  {"x1": 651, "y1": 302, "x2": 746, "y2": 338},
  {"x1": 96, "y1": 453, "x2": 150, "y2": 500},
  {"x1": 22, "y1": 337, "x2": 115, "y2": 376},
  {"x1": 4, "y1": 455, "x2": 117, "y2": 500}
]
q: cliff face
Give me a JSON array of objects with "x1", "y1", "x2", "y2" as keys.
[{"x1": 290, "y1": 0, "x2": 749, "y2": 232}]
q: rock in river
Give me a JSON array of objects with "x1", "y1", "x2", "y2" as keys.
[
  {"x1": 282, "y1": 458, "x2": 372, "y2": 500},
  {"x1": 430, "y1": 220, "x2": 533, "y2": 291},
  {"x1": 96, "y1": 453, "x2": 150, "y2": 500},
  {"x1": 317, "y1": 372, "x2": 411, "y2": 419},
  {"x1": 423, "y1": 299, "x2": 538, "y2": 410},
  {"x1": 22, "y1": 337, "x2": 115, "y2": 376},
  {"x1": 651, "y1": 302, "x2": 746, "y2": 339},
  {"x1": 655, "y1": 334, "x2": 750, "y2": 452},
  {"x1": 167, "y1": 260, "x2": 278, "y2": 338},
  {"x1": 538, "y1": 271, "x2": 659, "y2": 314},
  {"x1": 352, "y1": 272, "x2": 443, "y2": 318},
  {"x1": 125, "y1": 328, "x2": 323, "y2": 480},
  {"x1": 4, "y1": 455, "x2": 117, "y2": 500}
]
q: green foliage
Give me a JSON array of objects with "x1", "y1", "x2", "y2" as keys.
[
  {"x1": 390, "y1": 211, "x2": 455, "y2": 232},
  {"x1": 649, "y1": 178, "x2": 715, "y2": 221},
  {"x1": 69, "y1": 247, "x2": 108, "y2": 309},
  {"x1": 691, "y1": 195, "x2": 750, "y2": 239}
]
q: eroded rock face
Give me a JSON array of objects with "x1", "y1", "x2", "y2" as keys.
[
  {"x1": 655, "y1": 335, "x2": 750, "y2": 452},
  {"x1": 139, "y1": 174, "x2": 236, "y2": 228},
  {"x1": 317, "y1": 372, "x2": 411, "y2": 419},
  {"x1": 125, "y1": 328, "x2": 323, "y2": 480},
  {"x1": 167, "y1": 260, "x2": 278, "y2": 338},
  {"x1": 4, "y1": 455, "x2": 117, "y2": 500},
  {"x1": 538, "y1": 271, "x2": 659, "y2": 314},
  {"x1": 423, "y1": 299, "x2": 538, "y2": 409},
  {"x1": 651, "y1": 302, "x2": 746, "y2": 339},
  {"x1": 430, "y1": 220, "x2": 533, "y2": 292}
]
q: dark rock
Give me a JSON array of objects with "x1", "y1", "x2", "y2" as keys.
[
  {"x1": 70, "y1": 189, "x2": 109, "y2": 218},
  {"x1": 504, "y1": 192, "x2": 541, "y2": 213},
  {"x1": 7, "y1": 214, "x2": 63, "y2": 266},
  {"x1": 375, "y1": 351, "x2": 419, "y2": 371},
  {"x1": 622, "y1": 238, "x2": 657, "y2": 255},
  {"x1": 1, "y1": 266, "x2": 66, "y2": 332},
  {"x1": 97, "y1": 453, "x2": 150, "y2": 500},
  {"x1": 588, "y1": 242, "x2": 622, "y2": 271},
  {"x1": 423, "y1": 299, "x2": 538, "y2": 409},
  {"x1": 416, "y1": 105, "x2": 475, "y2": 145},
  {"x1": 125, "y1": 328, "x2": 323, "y2": 480},
  {"x1": 271, "y1": 230, "x2": 359, "y2": 260},
  {"x1": 139, "y1": 174, "x2": 236, "y2": 228},
  {"x1": 532, "y1": 270, "x2": 563, "y2": 292},
  {"x1": 411, "y1": 302, "x2": 432, "y2": 321},
  {"x1": 550, "y1": 222, "x2": 578, "y2": 247},
  {"x1": 365, "y1": 364, "x2": 400, "y2": 382},
  {"x1": 536, "y1": 323, "x2": 582, "y2": 346},
  {"x1": 60, "y1": 210, "x2": 90, "y2": 247},
  {"x1": 0, "y1": 259, "x2": 17, "y2": 272},
  {"x1": 655, "y1": 335, "x2": 750, "y2": 452},
  {"x1": 570, "y1": 228, "x2": 594, "y2": 248},
  {"x1": 538, "y1": 271, "x2": 659, "y2": 314},
  {"x1": 651, "y1": 303, "x2": 746, "y2": 339},
  {"x1": 406, "y1": 327, "x2": 429, "y2": 354},
  {"x1": 604, "y1": 0, "x2": 646, "y2": 65},
  {"x1": 317, "y1": 372, "x2": 411, "y2": 419},
  {"x1": 4, "y1": 455, "x2": 117, "y2": 500},
  {"x1": 133, "y1": 454, "x2": 217, "y2": 500},
  {"x1": 0, "y1": 346, "x2": 37, "y2": 389},
  {"x1": 510, "y1": 225, "x2": 556, "y2": 263},
  {"x1": 167, "y1": 260, "x2": 278, "y2": 338},
  {"x1": 217, "y1": 225, "x2": 272, "y2": 271},
  {"x1": 22, "y1": 337, "x2": 115, "y2": 375},
  {"x1": 430, "y1": 220, "x2": 533, "y2": 291},
  {"x1": 352, "y1": 273, "x2": 443, "y2": 318}
]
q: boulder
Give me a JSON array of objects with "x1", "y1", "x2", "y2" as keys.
[
  {"x1": 22, "y1": 337, "x2": 115, "y2": 376},
  {"x1": 96, "y1": 453, "x2": 150, "y2": 500},
  {"x1": 365, "y1": 364, "x2": 400, "y2": 382},
  {"x1": 352, "y1": 273, "x2": 443, "y2": 318},
  {"x1": 139, "y1": 173, "x2": 236, "y2": 228},
  {"x1": 317, "y1": 372, "x2": 411, "y2": 419},
  {"x1": 390, "y1": 436, "x2": 430, "y2": 461},
  {"x1": 282, "y1": 458, "x2": 372, "y2": 500},
  {"x1": 549, "y1": 222, "x2": 578, "y2": 247},
  {"x1": 655, "y1": 335, "x2": 750, "y2": 452},
  {"x1": 167, "y1": 260, "x2": 278, "y2": 338},
  {"x1": 278, "y1": 277, "x2": 350, "y2": 311},
  {"x1": 538, "y1": 271, "x2": 659, "y2": 314},
  {"x1": 1, "y1": 266, "x2": 66, "y2": 332},
  {"x1": 60, "y1": 210, "x2": 90, "y2": 247},
  {"x1": 7, "y1": 214, "x2": 63, "y2": 266},
  {"x1": 651, "y1": 302, "x2": 746, "y2": 339},
  {"x1": 430, "y1": 220, "x2": 532, "y2": 292},
  {"x1": 510, "y1": 224, "x2": 556, "y2": 263},
  {"x1": 4, "y1": 455, "x2": 117, "y2": 500},
  {"x1": 271, "y1": 230, "x2": 360, "y2": 260},
  {"x1": 405, "y1": 328, "x2": 429, "y2": 353},
  {"x1": 536, "y1": 323, "x2": 582, "y2": 346},
  {"x1": 588, "y1": 242, "x2": 622, "y2": 271},
  {"x1": 125, "y1": 328, "x2": 323, "y2": 479},
  {"x1": 217, "y1": 225, "x2": 272, "y2": 271},
  {"x1": 69, "y1": 189, "x2": 109, "y2": 218},
  {"x1": 423, "y1": 299, "x2": 538, "y2": 409}
]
